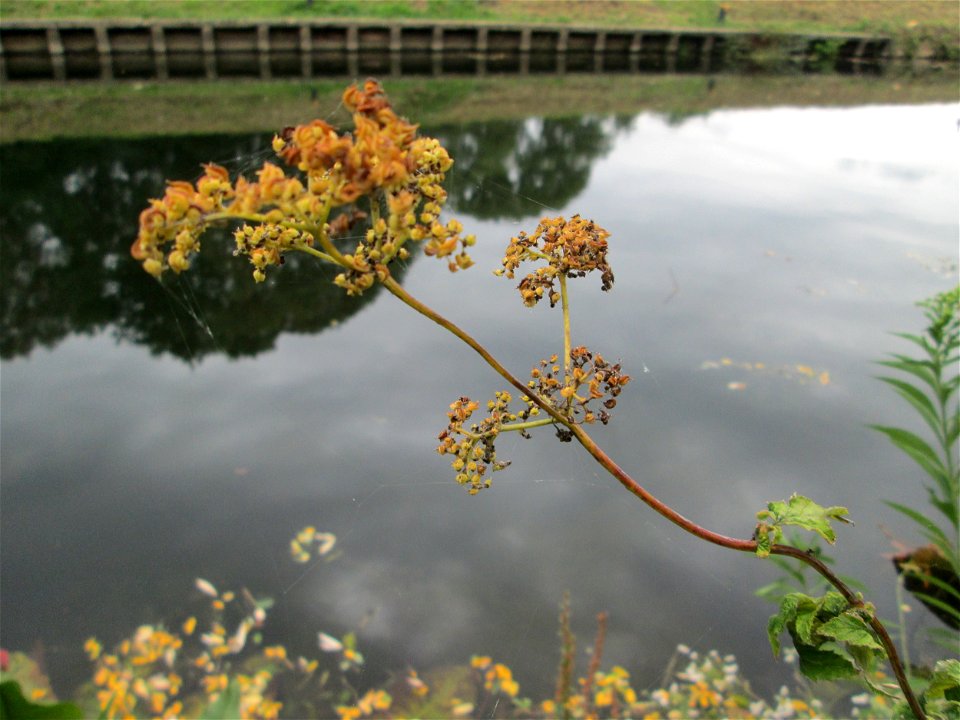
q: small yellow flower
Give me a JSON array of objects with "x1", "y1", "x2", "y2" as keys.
[
  {"x1": 335, "y1": 706, "x2": 362, "y2": 720},
  {"x1": 85, "y1": 637, "x2": 102, "y2": 660},
  {"x1": 182, "y1": 617, "x2": 197, "y2": 636}
]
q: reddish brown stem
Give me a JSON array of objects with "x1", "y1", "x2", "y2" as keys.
[{"x1": 381, "y1": 274, "x2": 925, "y2": 720}]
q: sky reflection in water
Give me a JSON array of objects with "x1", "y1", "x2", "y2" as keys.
[{"x1": 1, "y1": 101, "x2": 958, "y2": 700}]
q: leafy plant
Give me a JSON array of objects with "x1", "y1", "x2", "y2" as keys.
[
  {"x1": 129, "y1": 79, "x2": 944, "y2": 718},
  {"x1": 873, "y1": 287, "x2": 960, "y2": 639}
]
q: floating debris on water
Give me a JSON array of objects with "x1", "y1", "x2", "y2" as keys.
[{"x1": 701, "y1": 358, "x2": 831, "y2": 389}]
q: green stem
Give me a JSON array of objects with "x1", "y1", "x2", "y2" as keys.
[
  {"x1": 378, "y1": 271, "x2": 925, "y2": 720},
  {"x1": 501, "y1": 417, "x2": 556, "y2": 434}
]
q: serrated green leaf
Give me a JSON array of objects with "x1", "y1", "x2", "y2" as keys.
[
  {"x1": 767, "y1": 593, "x2": 805, "y2": 657},
  {"x1": 877, "y1": 376, "x2": 943, "y2": 439},
  {"x1": 817, "y1": 591, "x2": 849, "y2": 617},
  {"x1": 758, "y1": 494, "x2": 852, "y2": 545},
  {"x1": 925, "y1": 659, "x2": 960, "y2": 701},
  {"x1": 789, "y1": 636, "x2": 858, "y2": 681},
  {"x1": 794, "y1": 603, "x2": 818, "y2": 646},
  {"x1": 818, "y1": 612, "x2": 883, "y2": 651}
]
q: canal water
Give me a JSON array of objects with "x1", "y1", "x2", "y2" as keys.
[{"x1": 1, "y1": 93, "x2": 957, "y2": 703}]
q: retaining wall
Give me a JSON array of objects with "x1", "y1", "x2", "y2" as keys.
[{"x1": 0, "y1": 19, "x2": 894, "y2": 82}]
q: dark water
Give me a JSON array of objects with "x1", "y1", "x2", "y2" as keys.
[{"x1": 1, "y1": 101, "x2": 957, "y2": 703}]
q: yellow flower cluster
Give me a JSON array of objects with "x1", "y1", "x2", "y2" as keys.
[
  {"x1": 289, "y1": 525, "x2": 337, "y2": 563},
  {"x1": 528, "y1": 347, "x2": 630, "y2": 426},
  {"x1": 87, "y1": 625, "x2": 184, "y2": 720},
  {"x1": 335, "y1": 689, "x2": 392, "y2": 720},
  {"x1": 472, "y1": 655, "x2": 521, "y2": 698},
  {"x1": 133, "y1": 79, "x2": 475, "y2": 290},
  {"x1": 131, "y1": 163, "x2": 233, "y2": 278},
  {"x1": 436, "y1": 392, "x2": 539, "y2": 493},
  {"x1": 593, "y1": 666, "x2": 638, "y2": 710},
  {"x1": 234, "y1": 224, "x2": 314, "y2": 283},
  {"x1": 85, "y1": 579, "x2": 291, "y2": 720},
  {"x1": 496, "y1": 214, "x2": 614, "y2": 307}
]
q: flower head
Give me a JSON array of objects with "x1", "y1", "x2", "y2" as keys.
[{"x1": 496, "y1": 214, "x2": 613, "y2": 307}]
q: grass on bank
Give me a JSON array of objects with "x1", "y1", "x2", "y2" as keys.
[
  {"x1": 2, "y1": 72, "x2": 958, "y2": 143},
  {"x1": 2, "y1": 0, "x2": 959, "y2": 37}
]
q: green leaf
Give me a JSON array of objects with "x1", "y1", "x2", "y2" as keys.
[
  {"x1": 877, "y1": 357, "x2": 939, "y2": 395},
  {"x1": 757, "y1": 494, "x2": 852, "y2": 545},
  {"x1": 925, "y1": 659, "x2": 960, "y2": 701},
  {"x1": 790, "y1": 636, "x2": 858, "y2": 681},
  {"x1": 890, "y1": 331, "x2": 931, "y2": 353},
  {"x1": 885, "y1": 501, "x2": 958, "y2": 567},
  {"x1": 793, "y1": 601, "x2": 818, "y2": 645},
  {"x1": 876, "y1": 376, "x2": 943, "y2": 439},
  {"x1": 767, "y1": 593, "x2": 805, "y2": 657},
  {"x1": 201, "y1": 679, "x2": 243, "y2": 720},
  {"x1": 818, "y1": 612, "x2": 883, "y2": 651},
  {"x1": 0, "y1": 681, "x2": 84, "y2": 720},
  {"x1": 910, "y1": 590, "x2": 960, "y2": 625},
  {"x1": 870, "y1": 425, "x2": 948, "y2": 487}
]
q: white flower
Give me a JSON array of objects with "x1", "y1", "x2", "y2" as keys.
[
  {"x1": 201, "y1": 632, "x2": 224, "y2": 647},
  {"x1": 228, "y1": 620, "x2": 250, "y2": 653},
  {"x1": 850, "y1": 693, "x2": 871, "y2": 706},
  {"x1": 195, "y1": 578, "x2": 218, "y2": 598},
  {"x1": 651, "y1": 689, "x2": 670, "y2": 707},
  {"x1": 315, "y1": 532, "x2": 337, "y2": 555},
  {"x1": 318, "y1": 632, "x2": 343, "y2": 652}
]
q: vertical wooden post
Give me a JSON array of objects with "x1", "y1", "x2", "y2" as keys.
[
  {"x1": 46, "y1": 25, "x2": 66, "y2": 80},
  {"x1": 556, "y1": 27, "x2": 568, "y2": 74},
  {"x1": 257, "y1": 24, "x2": 271, "y2": 79},
  {"x1": 629, "y1": 31, "x2": 642, "y2": 72},
  {"x1": 201, "y1": 24, "x2": 216, "y2": 78},
  {"x1": 299, "y1": 24, "x2": 312, "y2": 78},
  {"x1": 151, "y1": 24, "x2": 168, "y2": 79},
  {"x1": 346, "y1": 25, "x2": 358, "y2": 77},
  {"x1": 94, "y1": 25, "x2": 113, "y2": 79},
  {"x1": 431, "y1": 25, "x2": 443, "y2": 76},
  {"x1": 520, "y1": 27, "x2": 531, "y2": 74},
  {"x1": 594, "y1": 30, "x2": 606, "y2": 72},
  {"x1": 389, "y1": 25, "x2": 401, "y2": 77},
  {"x1": 666, "y1": 32, "x2": 679, "y2": 72},
  {"x1": 476, "y1": 26, "x2": 488, "y2": 76},
  {"x1": 701, "y1": 34, "x2": 714, "y2": 72}
]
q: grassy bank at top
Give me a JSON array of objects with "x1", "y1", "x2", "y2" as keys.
[
  {"x1": 2, "y1": 0, "x2": 958, "y2": 38},
  {"x1": 2, "y1": 72, "x2": 957, "y2": 143}
]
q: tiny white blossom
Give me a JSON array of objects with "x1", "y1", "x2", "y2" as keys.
[
  {"x1": 195, "y1": 578, "x2": 218, "y2": 597},
  {"x1": 318, "y1": 632, "x2": 343, "y2": 652}
]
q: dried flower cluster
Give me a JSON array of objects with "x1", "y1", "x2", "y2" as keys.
[
  {"x1": 495, "y1": 214, "x2": 614, "y2": 307},
  {"x1": 530, "y1": 347, "x2": 630, "y2": 426},
  {"x1": 132, "y1": 80, "x2": 475, "y2": 290},
  {"x1": 436, "y1": 392, "x2": 540, "y2": 494}
]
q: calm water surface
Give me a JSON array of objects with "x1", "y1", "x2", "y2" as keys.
[{"x1": 1, "y1": 99, "x2": 958, "y2": 701}]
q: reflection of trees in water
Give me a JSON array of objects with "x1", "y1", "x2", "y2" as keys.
[
  {"x1": 1, "y1": 115, "x2": 625, "y2": 361},
  {"x1": 0, "y1": 136, "x2": 384, "y2": 362},
  {"x1": 437, "y1": 116, "x2": 628, "y2": 220}
]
